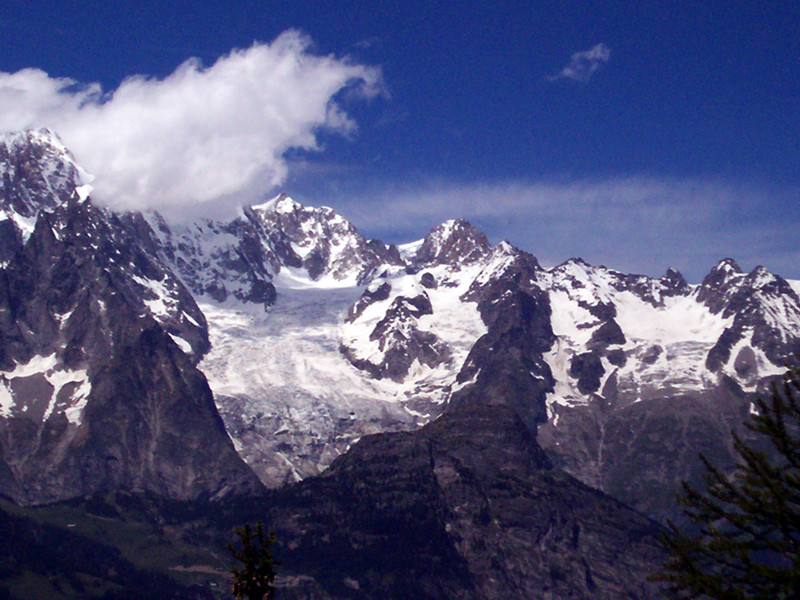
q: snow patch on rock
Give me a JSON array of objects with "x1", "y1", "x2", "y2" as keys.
[{"x1": 0, "y1": 354, "x2": 92, "y2": 424}]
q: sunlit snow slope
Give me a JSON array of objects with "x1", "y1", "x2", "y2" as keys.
[{"x1": 198, "y1": 254, "x2": 487, "y2": 485}]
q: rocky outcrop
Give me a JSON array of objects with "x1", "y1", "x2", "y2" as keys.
[
  {"x1": 345, "y1": 280, "x2": 392, "y2": 322},
  {"x1": 452, "y1": 247, "x2": 554, "y2": 430},
  {"x1": 410, "y1": 219, "x2": 491, "y2": 267},
  {"x1": 0, "y1": 197, "x2": 261, "y2": 505},
  {"x1": 265, "y1": 403, "x2": 665, "y2": 600}
]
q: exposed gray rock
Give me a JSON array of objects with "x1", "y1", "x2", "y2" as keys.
[
  {"x1": 570, "y1": 352, "x2": 604, "y2": 395},
  {"x1": 0, "y1": 196, "x2": 261, "y2": 505},
  {"x1": 539, "y1": 378, "x2": 751, "y2": 526},
  {"x1": 411, "y1": 219, "x2": 491, "y2": 267},
  {"x1": 588, "y1": 319, "x2": 625, "y2": 349},
  {"x1": 342, "y1": 292, "x2": 450, "y2": 382},
  {"x1": 346, "y1": 280, "x2": 392, "y2": 322},
  {"x1": 451, "y1": 252, "x2": 554, "y2": 430},
  {"x1": 265, "y1": 403, "x2": 665, "y2": 600},
  {"x1": 419, "y1": 271, "x2": 438, "y2": 289}
]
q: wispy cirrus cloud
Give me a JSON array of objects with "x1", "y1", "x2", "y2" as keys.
[
  {"x1": 328, "y1": 176, "x2": 800, "y2": 281},
  {"x1": 548, "y1": 43, "x2": 611, "y2": 83},
  {"x1": 0, "y1": 30, "x2": 382, "y2": 217}
]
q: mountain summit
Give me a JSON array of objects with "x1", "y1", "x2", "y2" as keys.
[
  {"x1": 2, "y1": 129, "x2": 799, "y2": 528},
  {"x1": 0, "y1": 131, "x2": 261, "y2": 505}
]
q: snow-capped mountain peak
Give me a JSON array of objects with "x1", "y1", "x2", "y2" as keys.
[
  {"x1": 746, "y1": 265, "x2": 780, "y2": 290},
  {"x1": 0, "y1": 128, "x2": 97, "y2": 265},
  {"x1": 660, "y1": 267, "x2": 689, "y2": 293},
  {"x1": 697, "y1": 258, "x2": 744, "y2": 303},
  {"x1": 0, "y1": 128, "x2": 92, "y2": 217},
  {"x1": 248, "y1": 194, "x2": 400, "y2": 283},
  {"x1": 412, "y1": 218, "x2": 491, "y2": 267},
  {"x1": 715, "y1": 257, "x2": 743, "y2": 274},
  {"x1": 250, "y1": 192, "x2": 303, "y2": 215}
]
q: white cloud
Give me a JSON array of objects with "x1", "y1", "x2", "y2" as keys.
[
  {"x1": 0, "y1": 30, "x2": 381, "y2": 217},
  {"x1": 548, "y1": 43, "x2": 611, "y2": 83}
]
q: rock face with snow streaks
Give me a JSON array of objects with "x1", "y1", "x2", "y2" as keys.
[
  {"x1": 249, "y1": 193, "x2": 403, "y2": 283},
  {"x1": 697, "y1": 259, "x2": 800, "y2": 373},
  {"x1": 342, "y1": 291, "x2": 452, "y2": 382},
  {"x1": 0, "y1": 129, "x2": 87, "y2": 220},
  {"x1": 0, "y1": 129, "x2": 90, "y2": 265},
  {"x1": 339, "y1": 219, "x2": 499, "y2": 390},
  {"x1": 449, "y1": 244, "x2": 555, "y2": 430},
  {"x1": 4, "y1": 128, "x2": 800, "y2": 531},
  {"x1": 0, "y1": 131, "x2": 261, "y2": 505},
  {"x1": 144, "y1": 211, "x2": 278, "y2": 308}
]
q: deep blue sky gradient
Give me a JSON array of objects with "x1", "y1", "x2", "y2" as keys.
[{"x1": 2, "y1": 1, "x2": 799, "y2": 279}]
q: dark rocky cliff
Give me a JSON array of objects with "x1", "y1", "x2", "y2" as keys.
[
  {"x1": 0, "y1": 197, "x2": 262, "y2": 505},
  {"x1": 263, "y1": 403, "x2": 664, "y2": 600}
]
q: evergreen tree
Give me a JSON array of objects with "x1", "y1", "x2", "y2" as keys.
[
  {"x1": 229, "y1": 521, "x2": 278, "y2": 600},
  {"x1": 654, "y1": 366, "x2": 800, "y2": 599}
]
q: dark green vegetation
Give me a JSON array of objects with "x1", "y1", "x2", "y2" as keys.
[
  {"x1": 656, "y1": 367, "x2": 800, "y2": 598},
  {"x1": 229, "y1": 522, "x2": 278, "y2": 600},
  {"x1": 0, "y1": 495, "x2": 215, "y2": 599}
]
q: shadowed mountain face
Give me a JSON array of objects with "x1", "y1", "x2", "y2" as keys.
[
  {"x1": 0, "y1": 502, "x2": 214, "y2": 600},
  {"x1": 262, "y1": 403, "x2": 665, "y2": 600},
  {"x1": 0, "y1": 131, "x2": 261, "y2": 505}
]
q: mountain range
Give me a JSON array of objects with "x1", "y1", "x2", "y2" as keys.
[{"x1": 2, "y1": 128, "x2": 799, "y2": 598}]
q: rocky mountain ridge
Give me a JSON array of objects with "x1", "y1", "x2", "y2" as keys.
[
  {"x1": 0, "y1": 130, "x2": 261, "y2": 505},
  {"x1": 264, "y1": 403, "x2": 665, "y2": 599},
  {"x1": 3, "y1": 126, "x2": 797, "y2": 599},
  {"x1": 2, "y1": 128, "x2": 799, "y2": 527}
]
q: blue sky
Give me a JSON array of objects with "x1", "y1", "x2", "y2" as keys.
[{"x1": 1, "y1": 1, "x2": 799, "y2": 280}]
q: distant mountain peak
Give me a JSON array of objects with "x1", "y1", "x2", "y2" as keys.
[
  {"x1": 2, "y1": 127, "x2": 64, "y2": 149},
  {"x1": 245, "y1": 193, "x2": 400, "y2": 283},
  {"x1": 561, "y1": 257, "x2": 592, "y2": 268},
  {"x1": 413, "y1": 218, "x2": 491, "y2": 266},
  {"x1": 698, "y1": 258, "x2": 745, "y2": 299},
  {"x1": 250, "y1": 192, "x2": 301, "y2": 214},
  {"x1": 0, "y1": 128, "x2": 91, "y2": 183},
  {"x1": 663, "y1": 266, "x2": 683, "y2": 278},
  {"x1": 495, "y1": 240, "x2": 516, "y2": 253},
  {"x1": 660, "y1": 266, "x2": 689, "y2": 293},
  {"x1": 746, "y1": 265, "x2": 778, "y2": 289},
  {"x1": 712, "y1": 257, "x2": 743, "y2": 275},
  {"x1": 0, "y1": 128, "x2": 94, "y2": 252}
]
